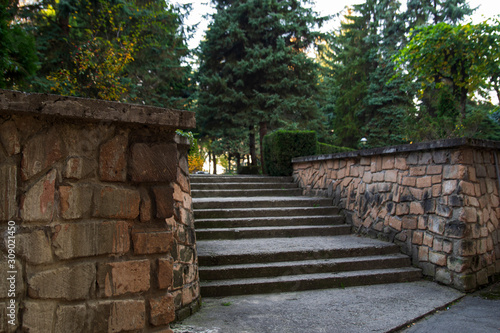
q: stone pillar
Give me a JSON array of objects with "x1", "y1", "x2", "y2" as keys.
[{"x1": 0, "y1": 89, "x2": 199, "y2": 332}]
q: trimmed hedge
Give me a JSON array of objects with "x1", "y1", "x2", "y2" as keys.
[
  {"x1": 317, "y1": 142, "x2": 355, "y2": 155},
  {"x1": 263, "y1": 130, "x2": 317, "y2": 176}
]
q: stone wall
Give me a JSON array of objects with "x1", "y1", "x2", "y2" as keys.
[
  {"x1": 292, "y1": 139, "x2": 500, "y2": 292},
  {"x1": 0, "y1": 90, "x2": 199, "y2": 332}
]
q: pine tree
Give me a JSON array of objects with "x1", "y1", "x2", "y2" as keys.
[{"x1": 196, "y1": 0, "x2": 327, "y2": 167}]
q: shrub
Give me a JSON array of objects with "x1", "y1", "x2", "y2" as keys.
[
  {"x1": 317, "y1": 142, "x2": 355, "y2": 155},
  {"x1": 263, "y1": 130, "x2": 317, "y2": 176}
]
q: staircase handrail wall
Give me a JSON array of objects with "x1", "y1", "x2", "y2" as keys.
[{"x1": 292, "y1": 138, "x2": 500, "y2": 292}]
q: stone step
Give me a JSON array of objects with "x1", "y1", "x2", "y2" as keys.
[
  {"x1": 192, "y1": 188, "x2": 303, "y2": 198},
  {"x1": 200, "y1": 254, "x2": 412, "y2": 280},
  {"x1": 195, "y1": 215, "x2": 345, "y2": 229},
  {"x1": 194, "y1": 206, "x2": 340, "y2": 219},
  {"x1": 193, "y1": 197, "x2": 333, "y2": 210},
  {"x1": 197, "y1": 235, "x2": 401, "y2": 266},
  {"x1": 196, "y1": 225, "x2": 352, "y2": 240},
  {"x1": 200, "y1": 267, "x2": 422, "y2": 297},
  {"x1": 191, "y1": 182, "x2": 299, "y2": 190},
  {"x1": 190, "y1": 175, "x2": 293, "y2": 184}
]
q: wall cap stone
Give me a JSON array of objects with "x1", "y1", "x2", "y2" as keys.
[
  {"x1": 0, "y1": 89, "x2": 195, "y2": 130},
  {"x1": 292, "y1": 138, "x2": 500, "y2": 163}
]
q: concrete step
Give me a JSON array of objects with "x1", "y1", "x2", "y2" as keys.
[
  {"x1": 200, "y1": 254, "x2": 412, "y2": 280},
  {"x1": 194, "y1": 206, "x2": 340, "y2": 219},
  {"x1": 191, "y1": 182, "x2": 299, "y2": 190},
  {"x1": 196, "y1": 225, "x2": 352, "y2": 240},
  {"x1": 191, "y1": 175, "x2": 293, "y2": 184},
  {"x1": 200, "y1": 267, "x2": 423, "y2": 297},
  {"x1": 195, "y1": 215, "x2": 346, "y2": 229},
  {"x1": 193, "y1": 196, "x2": 333, "y2": 210},
  {"x1": 192, "y1": 188, "x2": 303, "y2": 198},
  {"x1": 197, "y1": 235, "x2": 401, "y2": 266}
]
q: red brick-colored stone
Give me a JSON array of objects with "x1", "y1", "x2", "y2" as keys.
[
  {"x1": 158, "y1": 257, "x2": 174, "y2": 290},
  {"x1": 132, "y1": 229, "x2": 173, "y2": 255},
  {"x1": 402, "y1": 216, "x2": 418, "y2": 230},
  {"x1": 59, "y1": 184, "x2": 93, "y2": 220},
  {"x1": 152, "y1": 186, "x2": 174, "y2": 218},
  {"x1": 401, "y1": 176, "x2": 417, "y2": 187},
  {"x1": 130, "y1": 143, "x2": 177, "y2": 182},
  {"x1": 429, "y1": 251, "x2": 447, "y2": 266},
  {"x1": 416, "y1": 176, "x2": 432, "y2": 188},
  {"x1": 410, "y1": 166, "x2": 426, "y2": 176},
  {"x1": 149, "y1": 294, "x2": 176, "y2": 326},
  {"x1": 388, "y1": 216, "x2": 402, "y2": 231},
  {"x1": 412, "y1": 231, "x2": 424, "y2": 245},
  {"x1": 99, "y1": 134, "x2": 128, "y2": 182},
  {"x1": 99, "y1": 260, "x2": 150, "y2": 297},
  {"x1": 418, "y1": 246, "x2": 429, "y2": 261},
  {"x1": 21, "y1": 169, "x2": 57, "y2": 222},
  {"x1": 21, "y1": 128, "x2": 66, "y2": 180}
]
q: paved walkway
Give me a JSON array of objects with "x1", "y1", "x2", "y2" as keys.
[{"x1": 171, "y1": 281, "x2": 483, "y2": 333}]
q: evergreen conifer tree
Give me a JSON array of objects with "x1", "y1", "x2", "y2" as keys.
[{"x1": 196, "y1": 0, "x2": 327, "y2": 167}]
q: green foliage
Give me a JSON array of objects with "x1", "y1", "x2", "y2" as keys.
[
  {"x1": 0, "y1": 1, "x2": 38, "y2": 89},
  {"x1": 238, "y1": 166, "x2": 261, "y2": 175},
  {"x1": 316, "y1": 142, "x2": 355, "y2": 155},
  {"x1": 22, "y1": 0, "x2": 192, "y2": 107},
  {"x1": 196, "y1": 0, "x2": 327, "y2": 163},
  {"x1": 263, "y1": 130, "x2": 317, "y2": 176},
  {"x1": 395, "y1": 21, "x2": 500, "y2": 115}
]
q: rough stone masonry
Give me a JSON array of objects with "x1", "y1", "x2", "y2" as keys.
[
  {"x1": 0, "y1": 89, "x2": 199, "y2": 332},
  {"x1": 293, "y1": 139, "x2": 500, "y2": 292}
]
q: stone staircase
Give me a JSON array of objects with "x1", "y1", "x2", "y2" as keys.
[{"x1": 192, "y1": 175, "x2": 421, "y2": 297}]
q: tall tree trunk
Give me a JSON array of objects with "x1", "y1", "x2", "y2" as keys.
[
  {"x1": 235, "y1": 152, "x2": 241, "y2": 171},
  {"x1": 212, "y1": 152, "x2": 217, "y2": 174},
  {"x1": 259, "y1": 121, "x2": 268, "y2": 174},
  {"x1": 249, "y1": 126, "x2": 257, "y2": 166}
]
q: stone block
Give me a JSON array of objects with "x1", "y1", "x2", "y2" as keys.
[
  {"x1": 173, "y1": 183, "x2": 193, "y2": 209},
  {"x1": 426, "y1": 165, "x2": 443, "y2": 175},
  {"x1": 54, "y1": 304, "x2": 87, "y2": 333},
  {"x1": 429, "y1": 251, "x2": 447, "y2": 266},
  {"x1": 158, "y1": 257, "x2": 174, "y2": 290},
  {"x1": 0, "y1": 120, "x2": 20, "y2": 156},
  {"x1": 21, "y1": 127, "x2": 66, "y2": 180},
  {"x1": 59, "y1": 184, "x2": 93, "y2": 220},
  {"x1": 0, "y1": 164, "x2": 17, "y2": 221},
  {"x1": 444, "y1": 165, "x2": 467, "y2": 180},
  {"x1": 16, "y1": 230, "x2": 52, "y2": 264},
  {"x1": 460, "y1": 207, "x2": 477, "y2": 223},
  {"x1": 401, "y1": 176, "x2": 416, "y2": 187},
  {"x1": 435, "y1": 267, "x2": 452, "y2": 285},
  {"x1": 409, "y1": 202, "x2": 424, "y2": 215},
  {"x1": 477, "y1": 268, "x2": 489, "y2": 286},
  {"x1": 93, "y1": 186, "x2": 140, "y2": 219},
  {"x1": 28, "y1": 263, "x2": 95, "y2": 300},
  {"x1": 444, "y1": 220, "x2": 467, "y2": 239},
  {"x1": 21, "y1": 169, "x2": 57, "y2": 222},
  {"x1": 382, "y1": 156, "x2": 395, "y2": 170},
  {"x1": 384, "y1": 170, "x2": 398, "y2": 183},
  {"x1": 149, "y1": 294, "x2": 176, "y2": 326},
  {"x1": 412, "y1": 231, "x2": 424, "y2": 245},
  {"x1": 97, "y1": 300, "x2": 146, "y2": 332},
  {"x1": 402, "y1": 216, "x2": 418, "y2": 230},
  {"x1": 99, "y1": 134, "x2": 128, "y2": 182},
  {"x1": 152, "y1": 186, "x2": 175, "y2": 218},
  {"x1": 63, "y1": 156, "x2": 96, "y2": 180},
  {"x1": 132, "y1": 229, "x2": 173, "y2": 255},
  {"x1": 388, "y1": 216, "x2": 402, "y2": 231},
  {"x1": 130, "y1": 143, "x2": 177, "y2": 182},
  {"x1": 416, "y1": 176, "x2": 432, "y2": 188},
  {"x1": 139, "y1": 188, "x2": 152, "y2": 223},
  {"x1": 395, "y1": 157, "x2": 408, "y2": 170},
  {"x1": 177, "y1": 168, "x2": 191, "y2": 193},
  {"x1": 51, "y1": 220, "x2": 130, "y2": 259},
  {"x1": 418, "y1": 246, "x2": 429, "y2": 261},
  {"x1": 22, "y1": 301, "x2": 56, "y2": 333},
  {"x1": 442, "y1": 180, "x2": 458, "y2": 195},
  {"x1": 428, "y1": 215, "x2": 445, "y2": 235},
  {"x1": 98, "y1": 259, "x2": 150, "y2": 297},
  {"x1": 410, "y1": 166, "x2": 426, "y2": 176}
]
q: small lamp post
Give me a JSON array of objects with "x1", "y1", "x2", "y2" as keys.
[{"x1": 360, "y1": 137, "x2": 367, "y2": 148}]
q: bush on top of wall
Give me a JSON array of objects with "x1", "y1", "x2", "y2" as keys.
[
  {"x1": 317, "y1": 142, "x2": 356, "y2": 154},
  {"x1": 263, "y1": 130, "x2": 317, "y2": 176}
]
